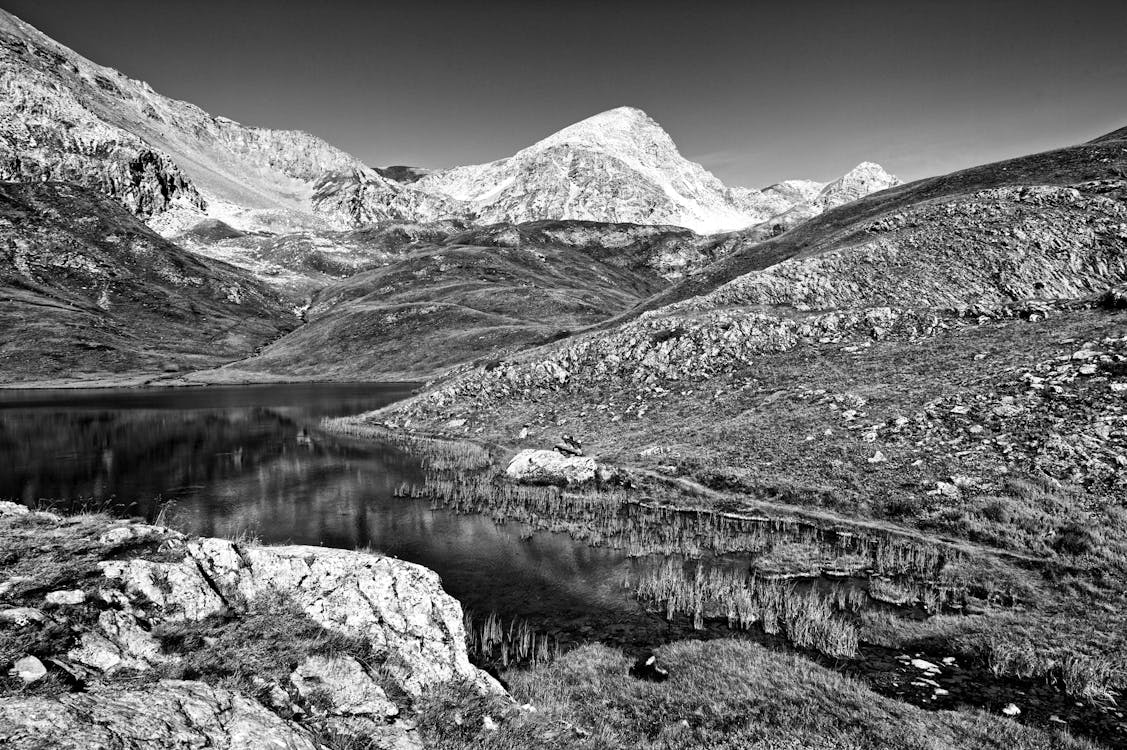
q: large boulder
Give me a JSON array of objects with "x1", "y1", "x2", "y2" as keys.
[
  {"x1": 505, "y1": 448, "x2": 597, "y2": 485},
  {"x1": 97, "y1": 536, "x2": 502, "y2": 698},
  {"x1": 0, "y1": 680, "x2": 319, "y2": 750}
]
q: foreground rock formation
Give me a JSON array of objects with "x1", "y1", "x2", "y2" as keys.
[{"x1": 0, "y1": 502, "x2": 504, "y2": 749}]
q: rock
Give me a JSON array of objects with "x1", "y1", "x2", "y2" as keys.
[
  {"x1": 0, "y1": 607, "x2": 46, "y2": 626},
  {"x1": 0, "y1": 680, "x2": 319, "y2": 749},
  {"x1": 290, "y1": 654, "x2": 398, "y2": 717},
  {"x1": 482, "y1": 716, "x2": 499, "y2": 732},
  {"x1": 505, "y1": 449, "x2": 597, "y2": 486},
  {"x1": 910, "y1": 658, "x2": 941, "y2": 673},
  {"x1": 68, "y1": 610, "x2": 164, "y2": 672},
  {"x1": 868, "y1": 450, "x2": 886, "y2": 463},
  {"x1": 1002, "y1": 702, "x2": 1022, "y2": 717},
  {"x1": 45, "y1": 589, "x2": 86, "y2": 605},
  {"x1": 628, "y1": 652, "x2": 669, "y2": 682},
  {"x1": 98, "y1": 538, "x2": 503, "y2": 698},
  {"x1": 0, "y1": 501, "x2": 29, "y2": 516},
  {"x1": 10, "y1": 655, "x2": 47, "y2": 683}
]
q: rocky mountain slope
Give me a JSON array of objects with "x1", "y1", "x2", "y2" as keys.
[
  {"x1": 0, "y1": 8, "x2": 441, "y2": 234},
  {"x1": 0, "y1": 181, "x2": 291, "y2": 384}
]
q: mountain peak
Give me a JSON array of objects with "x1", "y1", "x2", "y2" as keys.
[{"x1": 535, "y1": 106, "x2": 673, "y2": 152}]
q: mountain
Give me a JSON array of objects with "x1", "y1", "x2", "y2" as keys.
[
  {"x1": 0, "y1": 10, "x2": 899, "y2": 237},
  {"x1": 0, "y1": 8, "x2": 441, "y2": 234},
  {"x1": 0, "y1": 181, "x2": 292, "y2": 383},
  {"x1": 402, "y1": 107, "x2": 899, "y2": 233}
]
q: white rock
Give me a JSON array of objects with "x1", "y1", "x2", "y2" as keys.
[
  {"x1": 290, "y1": 655, "x2": 398, "y2": 717},
  {"x1": 0, "y1": 680, "x2": 320, "y2": 749},
  {"x1": 0, "y1": 607, "x2": 46, "y2": 626},
  {"x1": 910, "y1": 658, "x2": 941, "y2": 673},
  {"x1": 1002, "y1": 703, "x2": 1021, "y2": 717},
  {"x1": 99, "y1": 538, "x2": 504, "y2": 699},
  {"x1": 505, "y1": 449, "x2": 597, "y2": 485},
  {"x1": 45, "y1": 590, "x2": 86, "y2": 605},
  {"x1": 11, "y1": 655, "x2": 47, "y2": 683}
]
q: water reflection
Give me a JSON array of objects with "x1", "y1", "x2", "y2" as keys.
[{"x1": 0, "y1": 384, "x2": 672, "y2": 644}]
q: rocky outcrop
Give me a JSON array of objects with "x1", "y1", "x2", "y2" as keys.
[
  {"x1": 0, "y1": 680, "x2": 321, "y2": 750},
  {"x1": 0, "y1": 504, "x2": 504, "y2": 750},
  {"x1": 89, "y1": 534, "x2": 499, "y2": 698}
]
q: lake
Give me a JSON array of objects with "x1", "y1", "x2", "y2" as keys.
[{"x1": 0, "y1": 383, "x2": 679, "y2": 648}]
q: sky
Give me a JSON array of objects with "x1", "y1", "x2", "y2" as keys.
[{"x1": 5, "y1": 0, "x2": 1126, "y2": 188}]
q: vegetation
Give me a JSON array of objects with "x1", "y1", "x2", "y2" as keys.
[{"x1": 417, "y1": 640, "x2": 1099, "y2": 749}]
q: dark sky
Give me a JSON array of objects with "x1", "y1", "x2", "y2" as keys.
[{"x1": 6, "y1": 0, "x2": 1126, "y2": 187}]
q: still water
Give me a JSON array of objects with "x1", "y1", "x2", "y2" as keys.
[{"x1": 0, "y1": 383, "x2": 673, "y2": 643}]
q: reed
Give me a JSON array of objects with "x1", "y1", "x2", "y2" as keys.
[
  {"x1": 635, "y1": 560, "x2": 859, "y2": 658},
  {"x1": 321, "y1": 419, "x2": 493, "y2": 471},
  {"x1": 463, "y1": 610, "x2": 561, "y2": 668}
]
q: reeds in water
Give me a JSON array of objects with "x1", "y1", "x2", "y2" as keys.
[
  {"x1": 635, "y1": 560, "x2": 860, "y2": 658},
  {"x1": 464, "y1": 610, "x2": 561, "y2": 667}
]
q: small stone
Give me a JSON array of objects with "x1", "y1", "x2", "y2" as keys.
[
  {"x1": 46, "y1": 590, "x2": 86, "y2": 606},
  {"x1": 482, "y1": 716, "x2": 498, "y2": 732},
  {"x1": 99, "y1": 527, "x2": 134, "y2": 545},
  {"x1": 910, "y1": 658, "x2": 941, "y2": 673},
  {"x1": 0, "y1": 607, "x2": 46, "y2": 626},
  {"x1": 11, "y1": 655, "x2": 47, "y2": 683},
  {"x1": 1002, "y1": 703, "x2": 1021, "y2": 717},
  {"x1": 867, "y1": 450, "x2": 886, "y2": 463},
  {"x1": 1078, "y1": 364, "x2": 1098, "y2": 376}
]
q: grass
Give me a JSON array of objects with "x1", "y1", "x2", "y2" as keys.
[
  {"x1": 416, "y1": 640, "x2": 1099, "y2": 749},
  {"x1": 373, "y1": 307, "x2": 1127, "y2": 700}
]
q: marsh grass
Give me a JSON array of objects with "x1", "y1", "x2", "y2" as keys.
[
  {"x1": 463, "y1": 611, "x2": 560, "y2": 667},
  {"x1": 322, "y1": 419, "x2": 493, "y2": 471},
  {"x1": 635, "y1": 560, "x2": 859, "y2": 658}
]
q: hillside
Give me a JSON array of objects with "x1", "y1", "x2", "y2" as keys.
[
  {"x1": 639, "y1": 129, "x2": 1127, "y2": 314},
  {"x1": 0, "y1": 181, "x2": 292, "y2": 384},
  {"x1": 205, "y1": 229, "x2": 674, "y2": 382},
  {"x1": 340, "y1": 127, "x2": 1127, "y2": 718}
]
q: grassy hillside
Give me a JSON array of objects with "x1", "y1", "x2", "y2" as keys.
[
  {"x1": 214, "y1": 240, "x2": 669, "y2": 382},
  {"x1": 0, "y1": 182, "x2": 292, "y2": 383},
  {"x1": 341, "y1": 126, "x2": 1127, "y2": 731}
]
